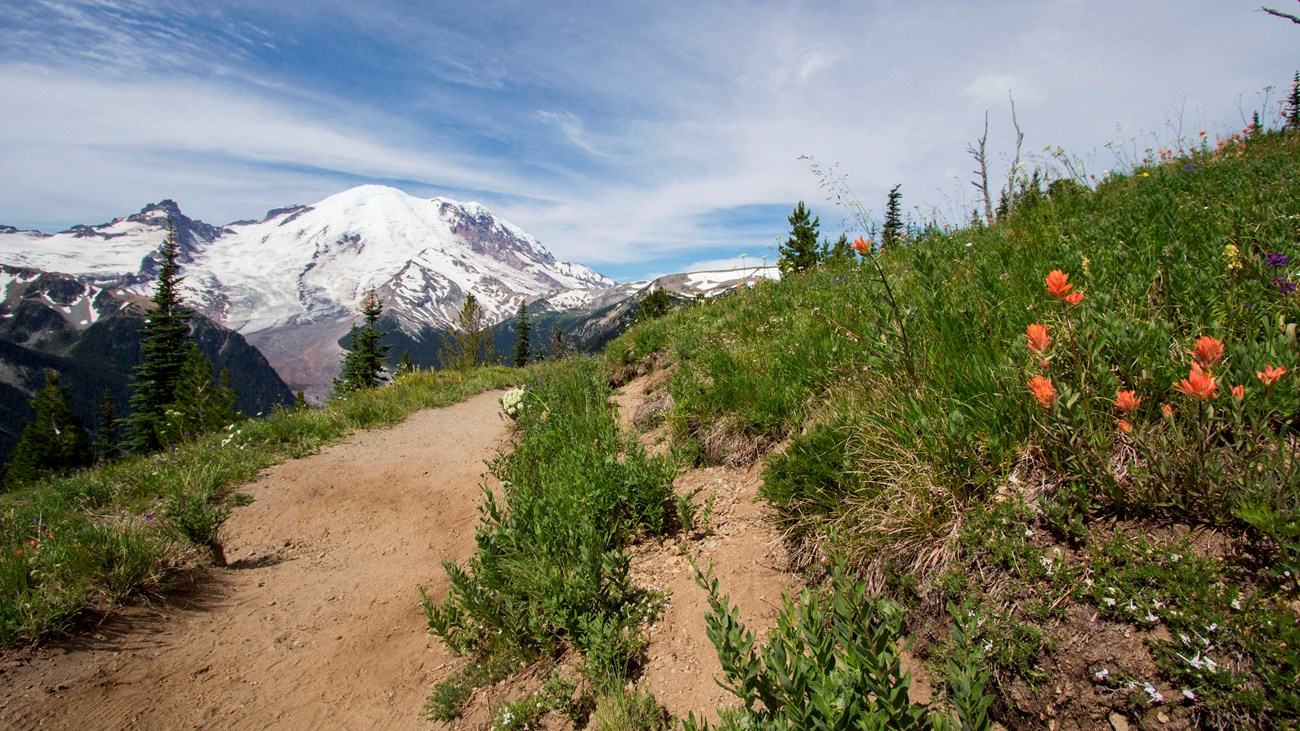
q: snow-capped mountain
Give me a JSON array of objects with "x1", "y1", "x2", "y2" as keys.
[{"x1": 0, "y1": 186, "x2": 612, "y2": 395}]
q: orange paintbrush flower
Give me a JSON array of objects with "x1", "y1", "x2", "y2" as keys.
[
  {"x1": 1029, "y1": 374, "x2": 1056, "y2": 407},
  {"x1": 1161, "y1": 403, "x2": 1173, "y2": 417},
  {"x1": 1190, "y1": 336, "x2": 1224, "y2": 369},
  {"x1": 1257, "y1": 365, "x2": 1288, "y2": 387},
  {"x1": 1025, "y1": 323, "x2": 1051, "y2": 354},
  {"x1": 852, "y1": 236, "x2": 871, "y2": 255},
  {"x1": 1115, "y1": 390, "x2": 1141, "y2": 414},
  {"x1": 1064, "y1": 291, "x2": 1084, "y2": 307},
  {"x1": 1118, "y1": 419, "x2": 1132, "y2": 434},
  {"x1": 1231, "y1": 384, "x2": 1245, "y2": 401},
  {"x1": 1174, "y1": 363, "x2": 1218, "y2": 400},
  {"x1": 1045, "y1": 270, "x2": 1073, "y2": 299}
]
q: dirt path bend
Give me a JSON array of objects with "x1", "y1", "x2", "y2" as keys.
[{"x1": 0, "y1": 390, "x2": 508, "y2": 731}]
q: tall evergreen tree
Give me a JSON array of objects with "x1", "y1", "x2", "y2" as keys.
[
  {"x1": 882, "y1": 184, "x2": 904, "y2": 248},
  {"x1": 4, "y1": 371, "x2": 92, "y2": 490},
  {"x1": 778, "y1": 201, "x2": 821, "y2": 275},
  {"x1": 126, "y1": 224, "x2": 192, "y2": 453},
  {"x1": 511, "y1": 298, "x2": 531, "y2": 368},
  {"x1": 335, "y1": 289, "x2": 391, "y2": 393},
  {"x1": 95, "y1": 389, "x2": 120, "y2": 463}
]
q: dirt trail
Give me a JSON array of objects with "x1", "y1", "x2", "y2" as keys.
[
  {"x1": 1, "y1": 375, "x2": 922, "y2": 730},
  {"x1": 0, "y1": 390, "x2": 508, "y2": 731}
]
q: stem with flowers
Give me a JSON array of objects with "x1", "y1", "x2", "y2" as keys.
[{"x1": 803, "y1": 156, "x2": 917, "y2": 380}]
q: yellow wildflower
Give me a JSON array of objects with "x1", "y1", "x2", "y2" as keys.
[{"x1": 1222, "y1": 244, "x2": 1242, "y2": 271}]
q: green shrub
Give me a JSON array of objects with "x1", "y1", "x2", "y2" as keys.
[
  {"x1": 425, "y1": 360, "x2": 675, "y2": 706},
  {"x1": 684, "y1": 561, "x2": 937, "y2": 731}
]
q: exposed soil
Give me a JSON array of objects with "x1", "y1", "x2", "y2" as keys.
[{"x1": 0, "y1": 390, "x2": 508, "y2": 730}]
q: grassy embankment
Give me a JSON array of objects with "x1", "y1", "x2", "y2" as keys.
[
  {"x1": 596, "y1": 128, "x2": 1300, "y2": 728},
  {"x1": 0, "y1": 366, "x2": 519, "y2": 645}
]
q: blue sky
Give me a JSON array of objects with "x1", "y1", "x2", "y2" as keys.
[{"x1": 1, "y1": 1, "x2": 1296, "y2": 282}]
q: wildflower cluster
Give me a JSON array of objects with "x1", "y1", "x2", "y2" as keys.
[
  {"x1": 1023, "y1": 269, "x2": 1087, "y2": 409},
  {"x1": 499, "y1": 387, "x2": 526, "y2": 420}
]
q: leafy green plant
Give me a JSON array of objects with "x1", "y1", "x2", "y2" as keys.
[
  {"x1": 684, "y1": 560, "x2": 936, "y2": 731},
  {"x1": 424, "y1": 360, "x2": 675, "y2": 709},
  {"x1": 943, "y1": 602, "x2": 994, "y2": 731}
]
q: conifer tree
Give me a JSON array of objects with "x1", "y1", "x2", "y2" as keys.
[
  {"x1": 4, "y1": 371, "x2": 92, "y2": 489},
  {"x1": 294, "y1": 390, "x2": 308, "y2": 410},
  {"x1": 511, "y1": 298, "x2": 531, "y2": 368},
  {"x1": 778, "y1": 201, "x2": 821, "y2": 275},
  {"x1": 126, "y1": 224, "x2": 192, "y2": 453},
  {"x1": 639, "y1": 286, "x2": 673, "y2": 321},
  {"x1": 95, "y1": 389, "x2": 120, "y2": 463},
  {"x1": 335, "y1": 289, "x2": 391, "y2": 393},
  {"x1": 443, "y1": 293, "x2": 492, "y2": 370},
  {"x1": 549, "y1": 326, "x2": 568, "y2": 360},
  {"x1": 160, "y1": 344, "x2": 238, "y2": 444},
  {"x1": 826, "y1": 233, "x2": 853, "y2": 265},
  {"x1": 397, "y1": 350, "x2": 414, "y2": 375},
  {"x1": 882, "y1": 184, "x2": 904, "y2": 249}
]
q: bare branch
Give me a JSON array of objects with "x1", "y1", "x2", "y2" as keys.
[
  {"x1": 1004, "y1": 91, "x2": 1025, "y2": 219},
  {"x1": 965, "y1": 111, "x2": 993, "y2": 225}
]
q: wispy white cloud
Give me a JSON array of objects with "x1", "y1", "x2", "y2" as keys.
[{"x1": 2, "y1": 0, "x2": 1296, "y2": 279}]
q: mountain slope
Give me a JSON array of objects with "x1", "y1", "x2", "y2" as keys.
[
  {"x1": 0, "y1": 186, "x2": 613, "y2": 396},
  {"x1": 0, "y1": 265, "x2": 293, "y2": 470}
]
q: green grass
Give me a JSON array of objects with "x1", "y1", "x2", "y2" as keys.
[
  {"x1": 599, "y1": 128, "x2": 1300, "y2": 727},
  {"x1": 423, "y1": 359, "x2": 678, "y2": 721},
  {"x1": 0, "y1": 366, "x2": 519, "y2": 645}
]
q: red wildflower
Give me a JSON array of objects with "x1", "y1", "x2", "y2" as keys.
[
  {"x1": 1190, "y1": 336, "x2": 1224, "y2": 370},
  {"x1": 1114, "y1": 390, "x2": 1141, "y2": 414},
  {"x1": 1174, "y1": 363, "x2": 1219, "y2": 400},
  {"x1": 1029, "y1": 375, "x2": 1056, "y2": 408},
  {"x1": 1231, "y1": 384, "x2": 1244, "y2": 402},
  {"x1": 1064, "y1": 291, "x2": 1084, "y2": 307},
  {"x1": 852, "y1": 236, "x2": 871, "y2": 255},
  {"x1": 1045, "y1": 270, "x2": 1073, "y2": 299},
  {"x1": 1025, "y1": 324, "x2": 1051, "y2": 354},
  {"x1": 1257, "y1": 365, "x2": 1287, "y2": 387},
  {"x1": 1118, "y1": 420, "x2": 1132, "y2": 434},
  {"x1": 1161, "y1": 403, "x2": 1173, "y2": 418}
]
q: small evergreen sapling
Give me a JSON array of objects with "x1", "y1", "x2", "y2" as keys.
[
  {"x1": 882, "y1": 184, "x2": 904, "y2": 248},
  {"x1": 160, "y1": 343, "x2": 238, "y2": 444},
  {"x1": 4, "y1": 371, "x2": 93, "y2": 489},
  {"x1": 335, "y1": 289, "x2": 391, "y2": 392},
  {"x1": 638, "y1": 286, "x2": 673, "y2": 321},
  {"x1": 778, "y1": 201, "x2": 822, "y2": 275},
  {"x1": 442, "y1": 293, "x2": 492, "y2": 370},
  {"x1": 95, "y1": 388, "x2": 120, "y2": 463},
  {"x1": 549, "y1": 326, "x2": 568, "y2": 360}
]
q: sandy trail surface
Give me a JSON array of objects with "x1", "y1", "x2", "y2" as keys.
[{"x1": 0, "y1": 390, "x2": 508, "y2": 731}]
